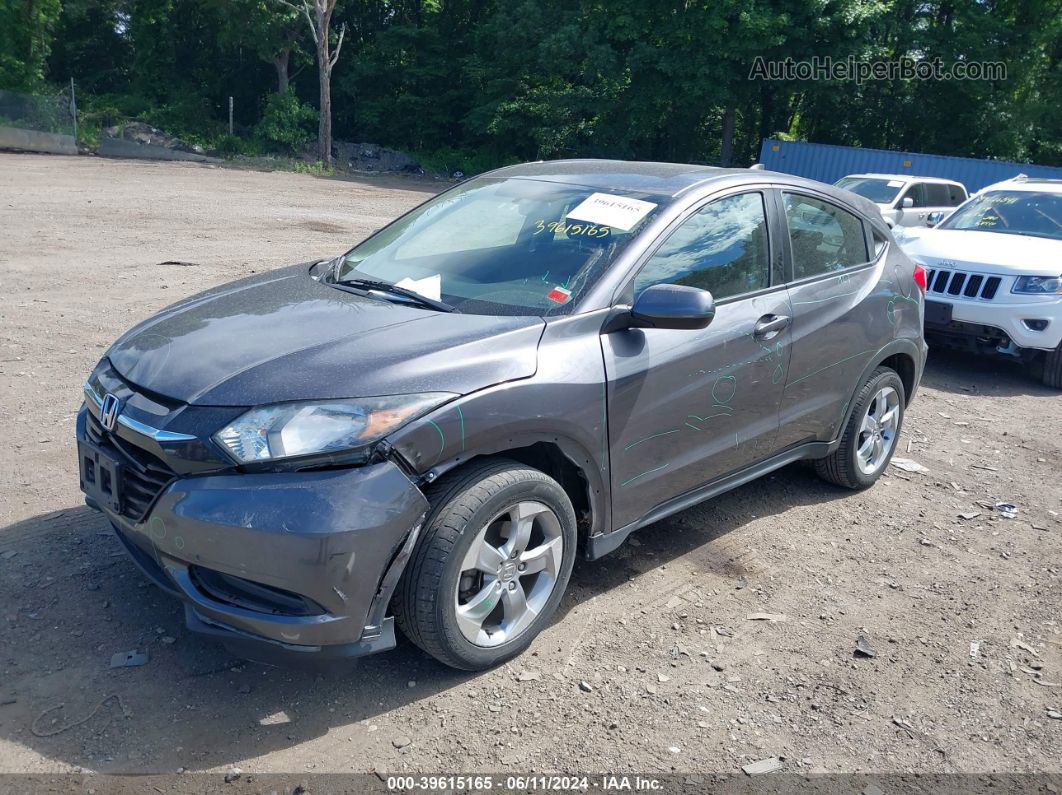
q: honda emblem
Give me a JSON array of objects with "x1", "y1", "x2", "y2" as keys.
[{"x1": 100, "y1": 393, "x2": 121, "y2": 431}]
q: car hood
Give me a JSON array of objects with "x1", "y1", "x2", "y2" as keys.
[
  {"x1": 107, "y1": 264, "x2": 545, "y2": 406},
  {"x1": 898, "y1": 228, "x2": 1061, "y2": 276}
]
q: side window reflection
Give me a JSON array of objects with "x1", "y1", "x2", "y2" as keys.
[{"x1": 633, "y1": 192, "x2": 770, "y2": 301}]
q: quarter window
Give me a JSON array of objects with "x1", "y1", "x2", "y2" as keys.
[
  {"x1": 632, "y1": 192, "x2": 770, "y2": 301},
  {"x1": 947, "y1": 184, "x2": 967, "y2": 206},
  {"x1": 783, "y1": 193, "x2": 869, "y2": 279}
]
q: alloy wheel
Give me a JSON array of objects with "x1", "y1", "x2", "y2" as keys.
[
  {"x1": 856, "y1": 386, "x2": 900, "y2": 474},
  {"x1": 454, "y1": 500, "x2": 564, "y2": 647}
]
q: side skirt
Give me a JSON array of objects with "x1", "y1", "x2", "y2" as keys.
[{"x1": 586, "y1": 439, "x2": 836, "y2": 560}]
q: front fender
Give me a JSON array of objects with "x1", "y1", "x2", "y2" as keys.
[{"x1": 385, "y1": 311, "x2": 612, "y2": 539}]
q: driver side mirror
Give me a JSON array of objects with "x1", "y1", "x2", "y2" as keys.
[
  {"x1": 627, "y1": 284, "x2": 716, "y2": 330},
  {"x1": 925, "y1": 211, "x2": 945, "y2": 227},
  {"x1": 901, "y1": 197, "x2": 914, "y2": 209}
]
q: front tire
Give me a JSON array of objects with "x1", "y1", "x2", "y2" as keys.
[
  {"x1": 1043, "y1": 343, "x2": 1062, "y2": 389},
  {"x1": 394, "y1": 459, "x2": 577, "y2": 671},
  {"x1": 815, "y1": 367, "x2": 906, "y2": 490}
]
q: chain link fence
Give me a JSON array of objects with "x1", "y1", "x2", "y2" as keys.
[{"x1": 0, "y1": 85, "x2": 78, "y2": 155}]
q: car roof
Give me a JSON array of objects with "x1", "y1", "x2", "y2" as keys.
[
  {"x1": 977, "y1": 176, "x2": 1062, "y2": 194},
  {"x1": 484, "y1": 159, "x2": 770, "y2": 198},
  {"x1": 841, "y1": 173, "x2": 964, "y2": 186},
  {"x1": 480, "y1": 158, "x2": 886, "y2": 227}
]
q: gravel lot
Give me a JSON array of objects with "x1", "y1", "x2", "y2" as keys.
[{"x1": 1, "y1": 153, "x2": 1060, "y2": 782}]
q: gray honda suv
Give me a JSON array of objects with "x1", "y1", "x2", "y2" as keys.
[{"x1": 77, "y1": 160, "x2": 927, "y2": 671}]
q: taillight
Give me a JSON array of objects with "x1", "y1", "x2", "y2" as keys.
[{"x1": 913, "y1": 264, "x2": 927, "y2": 293}]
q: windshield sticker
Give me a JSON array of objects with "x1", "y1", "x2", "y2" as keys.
[
  {"x1": 566, "y1": 192, "x2": 657, "y2": 232},
  {"x1": 533, "y1": 219, "x2": 610, "y2": 238},
  {"x1": 547, "y1": 286, "x2": 572, "y2": 304},
  {"x1": 887, "y1": 180, "x2": 904, "y2": 187},
  {"x1": 394, "y1": 273, "x2": 441, "y2": 301}
]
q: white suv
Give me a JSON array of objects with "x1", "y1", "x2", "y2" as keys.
[
  {"x1": 894, "y1": 176, "x2": 1062, "y2": 388},
  {"x1": 835, "y1": 174, "x2": 968, "y2": 228}
]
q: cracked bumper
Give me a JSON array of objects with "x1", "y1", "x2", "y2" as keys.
[{"x1": 80, "y1": 412, "x2": 428, "y2": 666}]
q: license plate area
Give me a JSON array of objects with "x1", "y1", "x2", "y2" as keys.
[
  {"x1": 78, "y1": 440, "x2": 123, "y2": 514},
  {"x1": 924, "y1": 299, "x2": 953, "y2": 326}
]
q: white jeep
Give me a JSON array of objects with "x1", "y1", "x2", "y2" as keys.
[{"x1": 895, "y1": 176, "x2": 1062, "y2": 388}]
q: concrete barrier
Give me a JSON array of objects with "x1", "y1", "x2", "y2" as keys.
[
  {"x1": 98, "y1": 136, "x2": 220, "y2": 163},
  {"x1": 0, "y1": 126, "x2": 77, "y2": 155}
]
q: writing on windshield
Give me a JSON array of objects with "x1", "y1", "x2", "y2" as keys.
[{"x1": 940, "y1": 190, "x2": 1062, "y2": 240}]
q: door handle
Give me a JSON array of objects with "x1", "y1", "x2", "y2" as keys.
[{"x1": 753, "y1": 314, "x2": 791, "y2": 340}]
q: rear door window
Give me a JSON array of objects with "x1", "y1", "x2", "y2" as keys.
[
  {"x1": 925, "y1": 183, "x2": 952, "y2": 207},
  {"x1": 947, "y1": 184, "x2": 968, "y2": 206},
  {"x1": 783, "y1": 193, "x2": 869, "y2": 280}
]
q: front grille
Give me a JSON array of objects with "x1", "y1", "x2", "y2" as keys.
[
  {"x1": 86, "y1": 410, "x2": 175, "y2": 521},
  {"x1": 926, "y1": 267, "x2": 1002, "y2": 301}
]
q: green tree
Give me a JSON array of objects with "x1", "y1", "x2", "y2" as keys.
[
  {"x1": 0, "y1": 0, "x2": 62, "y2": 91},
  {"x1": 14, "y1": 0, "x2": 1061, "y2": 168},
  {"x1": 218, "y1": 0, "x2": 305, "y2": 95},
  {"x1": 47, "y1": 0, "x2": 132, "y2": 93}
]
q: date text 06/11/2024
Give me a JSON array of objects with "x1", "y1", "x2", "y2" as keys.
[{"x1": 385, "y1": 775, "x2": 664, "y2": 791}]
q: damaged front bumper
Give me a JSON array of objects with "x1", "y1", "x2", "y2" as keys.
[{"x1": 77, "y1": 405, "x2": 428, "y2": 667}]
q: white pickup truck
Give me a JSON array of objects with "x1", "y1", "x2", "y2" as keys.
[{"x1": 894, "y1": 176, "x2": 1062, "y2": 388}]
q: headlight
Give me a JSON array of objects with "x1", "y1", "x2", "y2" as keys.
[
  {"x1": 1012, "y1": 275, "x2": 1062, "y2": 295},
  {"x1": 214, "y1": 393, "x2": 454, "y2": 463}
]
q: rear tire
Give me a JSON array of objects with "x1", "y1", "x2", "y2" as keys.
[
  {"x1": 1043, "y1": 343, "x2": 1062, "y2": 389},
  {"x1": 394, "y1": 458, "x2": 577, "y2": 671},
  {"x1": 815, "y1": 367, "x2": 906, "y2": 490}
]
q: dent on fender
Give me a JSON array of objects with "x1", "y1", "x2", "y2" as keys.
[{"x1": 386, "y1": 313, "x2": 613, "y2": 539}]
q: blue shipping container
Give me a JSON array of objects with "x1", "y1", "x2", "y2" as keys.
[{"x1": 758, "y1": 139, "x2": 1062, "y2": 193}]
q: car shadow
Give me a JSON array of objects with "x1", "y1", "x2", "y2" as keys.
[
  {"x1": 0, "y1": 463, "x2": 848, "y2": 773},
  {"x1": 921, "y1": 341, "x2": 1057, "y2": 399}
]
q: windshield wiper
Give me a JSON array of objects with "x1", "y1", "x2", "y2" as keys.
[{"x1": 334, "y1": 277, "x2": 459, "y2": 313}]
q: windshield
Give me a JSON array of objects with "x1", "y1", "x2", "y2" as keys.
[
  {"x1": 939, "y1": 190, "x2": 1062, "y2": 240},
  {"x1": 330, "y1": 177, "x2": 664, "y2": 316},
  {"x1": 835, "y1": 177, "x2": 904, "y2": 204}
]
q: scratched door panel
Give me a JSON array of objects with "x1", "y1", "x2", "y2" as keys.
[
  {"x1": 777, "y1": 260, "x2": 894, "y2": 448},
  {"x1": 602, "y1": 291, "x2": 792, "y2": 531},
  {"x1": 774, "y1": 190, "x2": 899, "y2": 449}
]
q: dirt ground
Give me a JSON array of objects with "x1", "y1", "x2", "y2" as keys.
[{"x1": 1, "y1": 152, "x2": 1060, "y2": 782}]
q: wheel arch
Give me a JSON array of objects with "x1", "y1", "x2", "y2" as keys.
[
  {"x1": 386, "y1": 405, "x2": 610, "y2": 546},
  {"x1": 879, "y1": 350, "x2": 918, "y2": 405},
  {"x1": 834, "y1": 339, "x2": 923, "y2": 444},
  {"x1": 422, "y1": 438, "x2": 602, "y2": 550}
]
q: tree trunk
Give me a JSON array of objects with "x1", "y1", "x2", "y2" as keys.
[
  {"x1": 318, "y1": 39, "x2": 332, "y2": 166},
  {"x1": 273, "y1": 48, "x2": 290, "y2": 95},
  {"x1": 758, "y1": 84, "x2": 775, "y2": 145},
  {"x1": 295, "y1": 0, "x2": 341, "y2": 167},
  {"x1": 738, "y1": 101, "x2": 758, "y2": 165},
  {"x1": 720, "y1": 106, "x2": 736, "y2": 167}
]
